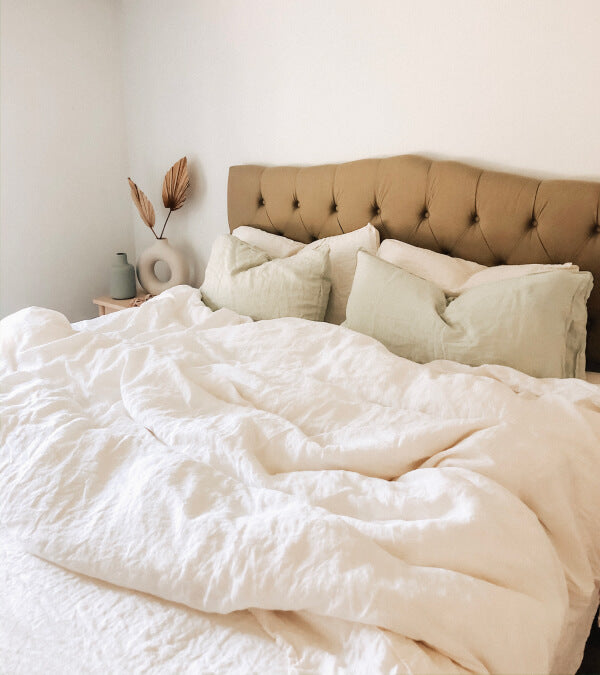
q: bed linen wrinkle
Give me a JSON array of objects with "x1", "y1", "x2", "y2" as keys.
[
  {"x1": 1, "y1": 285, "x2": 599, "y2": 674},
  {"x1": 118, "y1": 338, "x2": 493, "y2": 482}
]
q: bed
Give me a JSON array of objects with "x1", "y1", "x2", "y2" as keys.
[{"x1": 1, "y1": 154, "x2": 599, "y2": 674}]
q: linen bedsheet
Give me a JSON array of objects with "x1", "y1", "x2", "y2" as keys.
[{"x1": 1, "y1": 285, "x2": 599, "y2": 674}]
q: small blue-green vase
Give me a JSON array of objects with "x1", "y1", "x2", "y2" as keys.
[{"x1": 110, "y1": 252, "x2": 136, "y2": 299}]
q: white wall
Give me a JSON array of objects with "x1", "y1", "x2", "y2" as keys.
[
  {"x1": 119, "y1": 0, "x2": 600, "y2": 285},
  {"x1": 0, "y1": 0, "x2": 133, "y2": 321}
]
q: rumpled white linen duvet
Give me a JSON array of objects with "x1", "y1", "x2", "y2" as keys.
[{"x1": 1, "y1": 286, "x2": 599, "y2": 675}]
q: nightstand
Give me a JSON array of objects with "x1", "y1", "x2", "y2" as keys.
[{"x1": 93, "y1": 293, "x2": 149, "y2": 316}]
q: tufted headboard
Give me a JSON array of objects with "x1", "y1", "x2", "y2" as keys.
[{"x1": 228, "y1": 155, "x2": 600, "y2": 371}]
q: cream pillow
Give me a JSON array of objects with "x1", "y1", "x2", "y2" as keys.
[
  {"x1": 233, "y1": 224, "x2": 380, "y2": 324},
  {"x1": 377, "y1": 239, "x2": 578, "y2": 296},
  {"x1": 200, "y1": 235, "x2": 331, "y2": 322}
]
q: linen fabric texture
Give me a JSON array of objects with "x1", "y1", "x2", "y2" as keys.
[
  {"x1": 344, "y1": 250, "x2": 593, "y2": 379},
  {"x1": 1, "y1": 286, "x2": 600, "y2": 674},
  {"x1": 233, "y1": 223, "x2": 380, "y2": 324},
  {"x1": 200, "y1": 234, "x2": 331, "y2": 321}
]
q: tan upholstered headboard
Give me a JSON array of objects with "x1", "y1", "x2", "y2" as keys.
[{"x1": 228, "y1": 155, "x2": 600, "y2": 371}]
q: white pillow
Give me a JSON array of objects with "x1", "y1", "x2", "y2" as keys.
[
  {"x1": 233, "y1": 224, "x2": 380, "y2": 324},
  {"x1": 377, "y1": 239, "x2": 578, "y2": 296}
]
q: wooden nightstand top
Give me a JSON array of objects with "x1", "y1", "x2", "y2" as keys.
[{"x1": 93, "y1": 293, "x2": 149, "y2": 316}]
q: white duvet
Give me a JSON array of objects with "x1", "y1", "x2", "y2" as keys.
[{"x1": 1, "y1": 285, "x2": 599, "y2": 674}]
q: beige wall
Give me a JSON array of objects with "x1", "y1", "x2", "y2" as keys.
[
  {"x1": 0, "y1": 0, "x2": 133, "y2": 320},
  {"x1": 119, "y1": 0, "x2": 600, "y2": 285}
]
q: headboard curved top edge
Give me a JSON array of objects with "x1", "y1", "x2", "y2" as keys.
[{"x1": 227, "y1": 154, "x2": 600, "y2": 370}]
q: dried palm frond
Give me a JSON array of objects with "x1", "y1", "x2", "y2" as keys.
[
  {"x1": 128, "y1": 178, "x2": 156, "y2": 234},
  {"x1": 162, "y1": 157, "x2": 190, "y2": 211}
]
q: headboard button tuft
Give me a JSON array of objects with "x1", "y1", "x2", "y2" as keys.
[
  {"x1": 531, "y1": 219, "x2": 538, "y2": 228},
  {"x1": 259, "y1": 197, "x2": 265, "y2": 206},
  {"x1": 473, "y1": 215, "x2": 480, "y2": 224},
  {"x1": 422, "y1": 210, "x2": 429, "y2": 219}
]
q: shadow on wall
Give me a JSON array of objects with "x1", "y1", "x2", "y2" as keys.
[{"x1": 182, "y1": 157, "x2": 205, "y2": 287}]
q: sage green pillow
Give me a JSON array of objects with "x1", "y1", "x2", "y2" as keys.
[
  {"x1": 344, "y1": 250, "x2": 593, "y2": 379},
  {"x1": 201, "y1": 234, "x2": 331, "y2": 321}
]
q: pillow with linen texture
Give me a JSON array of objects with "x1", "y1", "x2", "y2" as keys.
[
  {"x1": 344, "y1": 249, "x2": 593, "y2": 379},
  {"x1": 200, "y1": 234, "x2": 331, "y2": 322}
]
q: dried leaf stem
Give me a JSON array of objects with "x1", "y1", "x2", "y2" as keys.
[{"x1": 159, "y1": 209, "x2": 172, "y2": 239}]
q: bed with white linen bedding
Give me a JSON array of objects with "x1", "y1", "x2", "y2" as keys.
[{"x1": 1, "y1": 286, "x2": 599, "y2": 674}]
